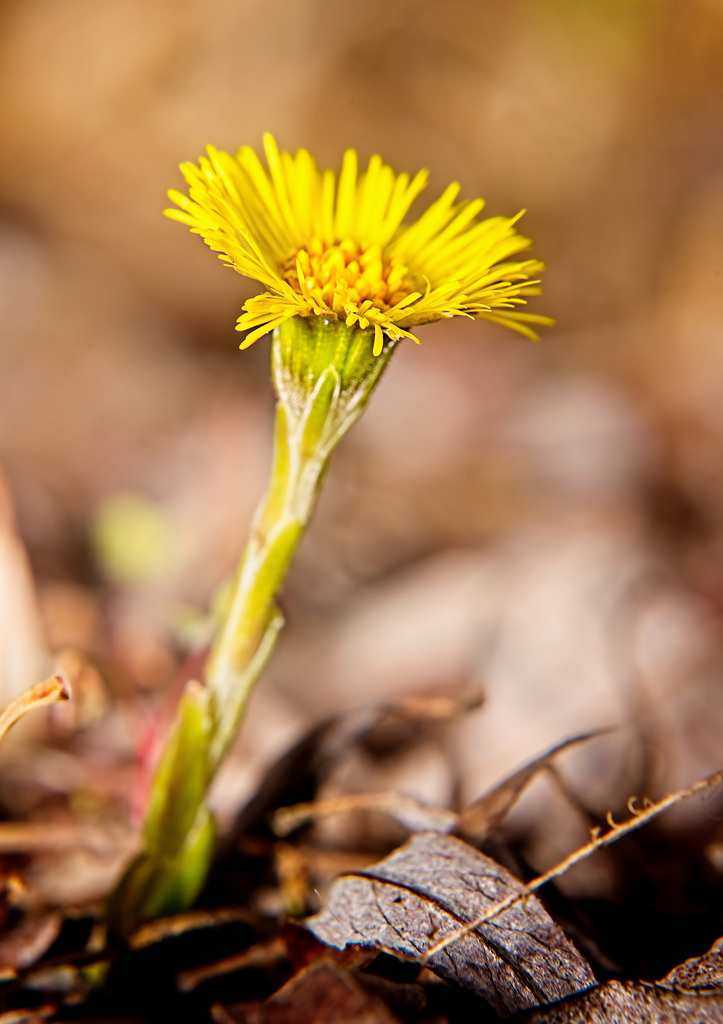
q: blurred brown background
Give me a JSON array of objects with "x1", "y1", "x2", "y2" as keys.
[{"x1": 1, "y1": 0, "x2": 723, "y2": 899}]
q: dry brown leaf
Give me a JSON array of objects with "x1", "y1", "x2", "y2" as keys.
[
  {"x1": 230, "y1": 693, "x2": 475, "y2": 846},
  {"x1": 130, "y1": 906, "x2": 257, "y2": 950},
  {"x1": 660, "y1": 935, "x2": 723, "y2": 991},
  {"x1": 306, "y1": 832, "x2": 595, "y2": 1017},
  {"x1": 517, "y1": 981, "x2": 723, "y2": 1022},
  {"x1": 0, "y1": 676, "x2": 69, "y2": 744},
  {"x1": 455, "y1": 730, "x2": 610, "y2": 844},
  {"x1": 0, "y1": 1007, "x2": 57, "y2": 1024},
  {"x1": 272, "y1": 730, "x2": 606, "y2": 853},
  {"x1": 424, "y1": 763, "x2": 723, "y2": 964},
  {"x1": 515, "y1": 925, "x2": 723, "y2": 1020},
  {"x1": 212, "y1": 960, "x2": 402, "y2": 1024},
  {"x1": 272, "y1": 791, "x2": 457, "y2": 838},
  {"x1": 0, "y1": 821, "x2": 116, "y2": 854},
  {"x1": 177, "y1": 935, "x2": 287, "y2": 993},
  {"x1": 0, "y1": 914, "x2": 61, "y2": 972}
]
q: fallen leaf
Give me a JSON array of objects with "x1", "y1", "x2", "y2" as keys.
[
  {"x1": 0, "y1": 821, "x2": 120, "y2": 854},
  {"x1": 227, "y1": 711, "x2": 389, "y2": 845},
  {"x1": 516, "y1": 979, "x2": 723, "y2": 1022},
  {"x1": 306, "y1": 832, "x2": 596, "y2": 1017},
  {"x1": 272, "y1": 791, "x2": 457, "y2": 839},
  {"x1": 516, "y1": 934, "x2": 723, "y2": 1022},
  {"x1": 0, "y1": 913, "x2": 61, "y2": 971},
  {"x1": 0, "y1": 677, "x2": 70, "y2": 744},
  {"x1": 130, "y1": 906, "x2": 256, "y2": 950},
  {"x1": 212, "y1": 959, "x2": 402, "y2": 1024},
  {"x1": 271, "y1": 730, "x2": 608, "y2": 849},
  {"x1": 659, "y1": 934, "x2": 723, "y2": 991},
  {"x1": 455, "y1": 730, "x2": 610, "y2": 845},
  {"x1": 229, "y1": 693, "x2": 475, "y2": 847},
  {"x1": 177, "y1": 935, "x2": 287, "y2": 993},
  {"x1": 0, "y1": 1006, "x2": 57, "y2": 1024}
]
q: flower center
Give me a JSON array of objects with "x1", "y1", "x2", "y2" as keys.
[{"x1": 284, "y1": 237, "x2": 412, "y2": 313}]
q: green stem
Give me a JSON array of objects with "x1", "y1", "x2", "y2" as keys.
[
  {"x1": 206, "y1": 317, "x2": 397, "y2": 770},
  {"x1": 205, "y1": 400, "x2": 328, "y2": 770},
  {"x1": 108, "y1": 318, "x2": 396, "y2": 936}
]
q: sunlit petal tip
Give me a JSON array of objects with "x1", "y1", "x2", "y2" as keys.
[
  {"x1": 239, "y1": 322, "x2": 273, "y2": 347},
  {"x1": 262, "y1": 133, "x2": 281, "y2": 164},
  {"x1": 164, "y1": 208, "x2": 193, "y2": 225}
]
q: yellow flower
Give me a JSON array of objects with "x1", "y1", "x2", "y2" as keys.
[{"x1": 167, "y1": 134, "x2": 551, "y2": 357}]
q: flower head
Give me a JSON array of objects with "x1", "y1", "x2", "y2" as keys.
[{"x1": 167, "y1": 134, "x2": 551, "y2": 356}]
